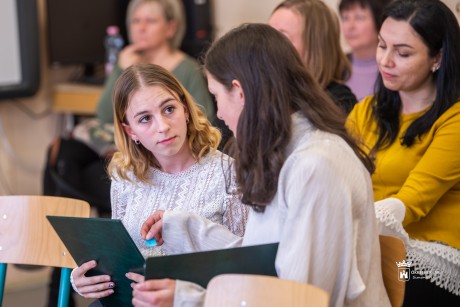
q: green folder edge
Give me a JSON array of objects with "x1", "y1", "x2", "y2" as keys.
[
  {"x1": 47, "y1": 216, "x2": 144, "y2": 307},
  {"x1": 145, "y1": 242, "x2": 279, "y2": 288}
]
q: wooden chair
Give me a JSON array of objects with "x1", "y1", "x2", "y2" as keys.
[
  {"x1": 204, "y1": 274, "x2": 329, "y2": 307},
  {"x1": 379, "y1": 235, "x2": 406, "y2": 307},
  {"x1": 0, "y1": 195, "x2": 90, "y2": 307}
]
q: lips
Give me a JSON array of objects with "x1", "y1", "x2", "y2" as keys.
[
  {"x1": 158, "y1": 136, "x2": 176, "y2": 144},
  {"x1": 381, "y1": 71, "x2": 396, "y2": 79}
]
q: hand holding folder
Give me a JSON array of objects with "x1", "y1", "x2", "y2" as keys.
[{"x1": 48, "y1": 216, "x2": 278, "y2": 307}]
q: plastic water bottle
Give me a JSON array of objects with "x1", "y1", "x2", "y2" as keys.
[{"x1": 104, "y1": 25, "x2": 124, "y2": 77}]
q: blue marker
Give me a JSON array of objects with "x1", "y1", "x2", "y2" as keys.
[{"x1": 146, "y1": 238, "x2": 157, "y2": 247}]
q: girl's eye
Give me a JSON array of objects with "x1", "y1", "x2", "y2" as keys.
[
  {"x1": 377, "y1": 43, "x2": 386, "y2": 50},
  {"x1": 139, "y1": 115, "x2": 151, "y2": 123},
  {"x1": 164, "y1": 106, "x2": 175, "y2": 114},
  {"x1": 398, "y1": 53, "x2": 410, "y2": 58}
]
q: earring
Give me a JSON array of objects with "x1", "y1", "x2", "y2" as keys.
[
  {"x1": 186, "y1": 118, "x2": 190, "y2": 124},
  {"x1": 134, "y1": 139, "x2": 140, "y2": 145},
  {"x1": 432, "y1": 64, "x2": 439, "y2": 72}
]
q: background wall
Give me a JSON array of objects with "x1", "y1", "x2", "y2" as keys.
[{"x1": 0, "y1": 0, "x2": 458, "y2": 196}]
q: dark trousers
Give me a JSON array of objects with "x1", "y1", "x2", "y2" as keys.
[
  {"x1": 403, "y1": 274, "x2": 460, "y2": 306},
  {"x1": 43, "y1": 138, "x2": 111, "y2": 215}
]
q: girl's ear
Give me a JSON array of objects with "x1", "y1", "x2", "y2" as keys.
[
  {"x1": 231, "y1": 79, "x2": 245, "y2": 106},
  {"x1": 184, "y1": 104, "x2": 190, "y2": 122},
  {"x1": 122, "y1": 123, "x2": 136, "y2": 140}
]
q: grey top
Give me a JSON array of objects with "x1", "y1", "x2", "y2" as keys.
[{"x1": 111, "y1": 150, "x2": 248, "y2": 258}]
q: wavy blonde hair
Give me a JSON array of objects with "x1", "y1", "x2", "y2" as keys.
[
  {"x1": 273, "y1": 0, "x2": 351, "y2": 88},
  {"x1": 108, "y1": 63, "x2": 221, "y2": 183}
]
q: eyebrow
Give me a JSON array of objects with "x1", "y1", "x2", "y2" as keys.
[{"x1": 378, "y1": 34, "x2": 414, "y2": 49}]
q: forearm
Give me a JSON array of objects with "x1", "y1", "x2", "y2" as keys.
[{"x1": 162, "y1": 211, "x2": 243, "y2": 255}]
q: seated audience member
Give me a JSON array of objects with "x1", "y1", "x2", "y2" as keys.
[
  {"x1": 347, "y1": 0, "x2": 460, "y2": 305},
  {"x1": 132, "y1": 23, "x2": 390, "y2": 307},
  {"x1": 70, "y1": 63, "x2": 248, "y2": 301},
  {"x1": 97, "y1": 0, "x2": 214, "y2": 124},
  {"x1": 44, "y1": 1, "x2": 214, "y2": 303},
  {"x1": 269, "y1": 0, "x2": 357, "y2": 114},
  {"x1": 338, "y1": 0, "x2": 391, "y2": 100}
]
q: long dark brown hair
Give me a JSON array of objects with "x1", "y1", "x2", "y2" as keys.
[
  {"x1": 372, "y1": 0, "x2": 460, "y2": 152},
  {"x1": 204, "y1": 23, "x2": 374, "y2": 209}
]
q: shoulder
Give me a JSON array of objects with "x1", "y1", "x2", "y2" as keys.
[
  {"x1": 432, "y1": 101, "x2": 460, "y2": 132},
  {"x1": 347, "y1": 96, "x2": 375, "y2": 125},
  {"x1": 173, "y1": 55, "x2": 200, "y2": 74},
  {"x1": 287, "y1": 130, "x2": 365, "y2": 178},
  {"x1": 280, "y1": 130, "x2": 372, "y2": 211},
  {"x1": 439, "y1": 101, "x2": 460, "y2": 120},
  {"x1": 199, "y1": 150, "x2": 233, "y2": 170}
]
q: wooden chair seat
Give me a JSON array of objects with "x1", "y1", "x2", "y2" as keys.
[
  {"x1": 0, "y1": 195, "x2": 90, "y2": 307},
  {"x1": 204, "y1": 274, "x2": 329, "y2": 307}
]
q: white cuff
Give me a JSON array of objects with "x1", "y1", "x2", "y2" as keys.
[
  {"x1": 70, "y1": 267, "x2": 83, "y2": 296},
  {"x1": 374, "y1": 197, "x2": 409, "y2": 244}
]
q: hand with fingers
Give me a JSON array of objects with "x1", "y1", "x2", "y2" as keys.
[
  {"x1": 71, "y1": 260, "x2": 115, "y2": 299},
  {"x1": 141, "y1": 210, "x2": 165, "y2": 245},
  {"x1": 131, "y1": 278, "x2": 176, "y2": 307},
  {"x1": 118, "y1": 44, "x2": 144, "y2": 70}
]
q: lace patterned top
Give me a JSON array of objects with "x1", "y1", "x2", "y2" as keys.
[{"x1": 111, "y1": 150, "x2": 248, "y2": 258}]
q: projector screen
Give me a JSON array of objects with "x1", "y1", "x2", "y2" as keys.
[{"x1": 0, "y1": 0, "x2": 39, "y2": 100}]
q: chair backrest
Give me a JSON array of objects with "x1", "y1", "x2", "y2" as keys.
[
  {"x1": 379, "y1": 235, "x2": 406, "y2": 307},
  {"x1": 204, "y1": 274, "x2": 329, "y2": 307},
  {"x1": 0, "y1": 195, "x2": 91, "y2": 306}
]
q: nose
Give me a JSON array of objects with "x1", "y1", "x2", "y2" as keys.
[
  {"x1": 378, "y1": 48, "x2": 394, "y2": 68},
  {"x1": 156, "y1": 116, "x2": 170, "y2": 133}
]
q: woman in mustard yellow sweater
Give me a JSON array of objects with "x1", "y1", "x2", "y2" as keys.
[{"x1": 347, "y1": 0, "x2": 460, "y2": 306}]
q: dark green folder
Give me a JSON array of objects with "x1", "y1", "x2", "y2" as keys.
[
  {"x1": 145, "y1": 243, "x2": 279, "y2": 288},
  {"x1": 47, "y1": 216, "x2": 145, "y2": 307}
]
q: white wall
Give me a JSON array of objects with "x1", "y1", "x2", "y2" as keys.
[{"x1": 213, "y1": 0, "x2": 340, "y2": 38}]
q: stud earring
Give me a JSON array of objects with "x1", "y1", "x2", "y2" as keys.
[
  {"x1": 134, "y1": 139, "x2": 140, "y2": 145},
  {"x1": 432, "y1": 65, "x2": 440, "y2": 72}
]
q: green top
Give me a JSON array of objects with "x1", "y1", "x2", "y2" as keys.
[{"x1": 96, "y1": 55, "x2": 215, "y2": 124}]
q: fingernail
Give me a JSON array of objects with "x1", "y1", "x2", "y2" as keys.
[
  {"x1": 109, "y1": 283, "x2": 114, "y2": 289},
  {"x1": 146, "y1": 232, "x2": 152, "y2": 240}
]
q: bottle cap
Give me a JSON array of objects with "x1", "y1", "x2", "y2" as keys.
[{"x1": 107, "y1": 25, "x2": 119, "y2": 36}]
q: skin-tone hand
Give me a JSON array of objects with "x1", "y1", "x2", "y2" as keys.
[
  {"x1": 118, "y1": 44, "x2": 145, "y2": 70},
  {"x1": 71, "y1": 260, "x2": 115, "y2": 299},
  {"x1": 131, "y1": 278, "x2": 176, "y2": 307},
  {"x1": 141, "y1": 210, "x2": 165, "y2": 244}
]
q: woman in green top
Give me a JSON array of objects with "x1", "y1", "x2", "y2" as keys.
[{"x1": 97, "y1": 0, "x2": 214, "y2": 123}]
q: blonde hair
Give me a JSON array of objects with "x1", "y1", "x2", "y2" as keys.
[
  {"x1": 126, "y1": 0, "x2": 186, "y2": 48},
  {"x1": 108, "y1": 63, "x2": 221, "y2": 183},
  {"x1": 273, "y1": 0, "x2": 351, "y2": 87}
]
